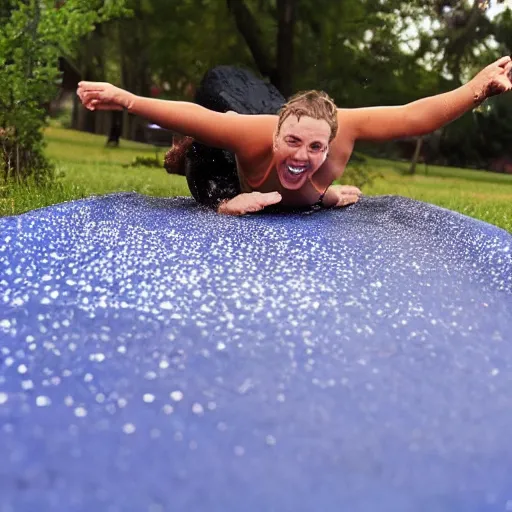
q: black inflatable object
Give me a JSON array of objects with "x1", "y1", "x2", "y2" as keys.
[
  {"x1": 1, "y1": 192, "x2": 512, "y2": 511},
  {"x1": 184, "y1": 66, "x2": 285, "y2": 208}
]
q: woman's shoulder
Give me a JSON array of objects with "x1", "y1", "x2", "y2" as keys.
[{"x1": 232, "y1": 114, "x2": 276, "y2": 157}]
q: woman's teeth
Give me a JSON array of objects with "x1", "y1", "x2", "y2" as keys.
[{"x1": 287, "y1": 165, "x2": 308, "y2": 175}]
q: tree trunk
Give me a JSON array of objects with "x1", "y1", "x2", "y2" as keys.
[
  {"x1": 445, "y1": 0, "x2": 491, "y2": 83},
  {"x1": 409, "y1": 137, "x2": 423, "y2": 175},
  {"x1": 227, "y1": 0, "x2": 297, "y2": 97},
  {"x1": 276, "y1": 0, "x2": 296, "y2": 98},
  {"x1": 75, "y1": 63, "x2": 97, "y2": 133},
  {"x1": 118, "y1": 5, "x2": 151, "y2": 143},
  {"x1": 93, "y1": 26, "x2": 108, "y2": 136},
  {"x1": 226, "y1": 0, "x2": 275, "y2": 80}
]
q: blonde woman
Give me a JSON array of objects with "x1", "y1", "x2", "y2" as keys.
[{"x1": 77, "y1": 56, "x2": 512, "y2": 215}]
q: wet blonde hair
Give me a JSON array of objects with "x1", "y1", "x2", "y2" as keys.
[{"x1": 276, "y1": 90, "x2": 338, "y2": 143}]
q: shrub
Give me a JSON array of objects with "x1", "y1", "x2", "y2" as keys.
[{"x1": 0, "y1": 0, "x2": 129, "y2": 187}]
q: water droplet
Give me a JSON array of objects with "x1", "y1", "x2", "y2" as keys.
[
  {"x1": 21, "y1": 380, "x2": 33, "y2": 390},
  {"x1": 89, "y1": 353, "x2": 105, "y2": 363},
  {"x1": 170, "y1": 390, "x2": 183, "y2": 402},
  {"x1": 36, "y1": 396, "x2": 51, "y2": 407},
  {"x1": 74, "y1": 406, "x2": 87, "y2": 418},
  {"x1": 123, "y1": 423, "x2": 136, "y2": 434},
  {"x1": 192, "y1": 403, "x2": 204, "y2": 415},
  {"x1": 266, "y1": 434, "x2": 277, "y2": 446}
]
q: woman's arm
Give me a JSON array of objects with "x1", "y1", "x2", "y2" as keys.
[
  {"x1": 128, "y1": 96, "x2": 255, "y2": 151},
  {"x1": 76, "y1": 81, "x2": 270, "y2": 152},
  {"x1": 339, "y1": 55, "x2": 512, "y2": 142}
]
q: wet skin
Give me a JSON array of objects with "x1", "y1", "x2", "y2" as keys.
[
  {"x1": 76, "y1": 55, "x2": 512, "y2": 214},
  {"x1": 232, "y1": 114, "x2": 359, "y2": 210}
]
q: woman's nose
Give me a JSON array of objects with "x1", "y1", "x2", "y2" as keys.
[{"x1": 293, "y1": 146, "x2": 309, "y2": 161}]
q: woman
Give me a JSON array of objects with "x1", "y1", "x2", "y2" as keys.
[{"x1": 77, "y1": 56, "x2": 512, "y2": 215}]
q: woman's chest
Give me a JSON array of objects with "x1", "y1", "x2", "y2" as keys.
[{"x1": 236, "y1": 152, "x2": 351, "y2": 207}]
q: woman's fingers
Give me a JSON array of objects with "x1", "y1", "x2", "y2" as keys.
[
  {"x1": 85, "y1": 100, "x2": 123, "y2": 111},
  {"x1": 81, "y1": 91, "x2": 103, "y2": 103},
  {"x1": 259, "y1": 192, "x2": 282, "y2": 206},
  {"x1": 337, "y1": 195, "x2": 360, "y2": 207},
  {"x1": 93, "y1": 103, "x2": 124, "y2": 111},
  {"x1": 496, "y1": 55, "x2": 512, "y2": 68},
  {"x1": 78, "y1": 81, "x2": 108, "y2": 91},
  {"x1": 340, "y1": 185, "x2": 362, "y2": 196},
  {"x1": 333, "y1": 185, "x2": 363, "y2": 197},
  {"x1": 504, "y1": 62, "x2": 512, "y2": 81},
  {"x1": 77, "y1": 83, "x2": 112, "y2": 107}
]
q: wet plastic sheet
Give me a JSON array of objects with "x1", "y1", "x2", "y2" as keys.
[{"x1": 1, "y1": 193, "x2": 512, "y2": 511}]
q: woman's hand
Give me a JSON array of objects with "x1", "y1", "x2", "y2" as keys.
[
  {"x1": 330, "y1": 185, "x2": 362, "y2": 207},
  {"x1": 470, "y1": 56, "x2": 512, "y2": 104},
  {"x1": 76, "y1": 82, "x2": 136, "y2": 111},
  {"x1": 217, "y1": 192, "x2": 282, "y2": 215}
]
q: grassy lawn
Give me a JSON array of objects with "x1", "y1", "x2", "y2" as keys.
[
  {"x1": 44, "y1": 123, "x2": 190, "y2": 199},
  {"x1": 1, "y1": 124, "x2": 511, "y2": 232},
  {"x1": 356, "y1": 156, "x2": 512, "y2": 232}
]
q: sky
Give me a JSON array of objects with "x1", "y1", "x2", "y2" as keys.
[{"x1": 487, "y1": 0, "x2": 512, "y2": 18}]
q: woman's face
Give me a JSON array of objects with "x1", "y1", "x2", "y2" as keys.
[{"x1": 273, "y1": 115, "x2": 331, "y2": 190}]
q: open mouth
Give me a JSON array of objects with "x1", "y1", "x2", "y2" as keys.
[
  {"x1": 287, "y1": 165, "x2": 309, "y2": 176},
  {"x1": 278, "y1": 162, "x2": 311, "y2": 189}
]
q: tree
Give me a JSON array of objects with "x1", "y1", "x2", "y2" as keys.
[{"x1": 0, "y1": 0, "x2": 129, "y2": 185}]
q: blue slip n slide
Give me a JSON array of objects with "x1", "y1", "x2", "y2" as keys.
[{"x1": 1, "y1": 192, "x2": 512, "y2": 511}]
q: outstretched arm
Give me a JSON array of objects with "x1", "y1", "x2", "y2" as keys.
[
  {"x1": 340, "y1": 56, "x2": 512, "y2": 142},
  {"x1": 130, "y1": 98, "x2": 242, "y2": 150},
  {"x1": 77, "y1": 82, "x2": 270, "y2": 152}
]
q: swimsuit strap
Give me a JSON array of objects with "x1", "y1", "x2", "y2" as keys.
[
  {"x1": 319, "y1": 184, "x2": 330, "y2": 201},
  {"x1": 312, "y1": 184, "x2": 331, "y2": 209}
]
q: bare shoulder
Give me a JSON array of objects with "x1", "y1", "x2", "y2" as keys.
[
  {"x1": 329, "y1": 108, "x2": 357, "y2": 157},
  {"x1": 230, "y1": 114, "x2": 276, "y2": 159}
]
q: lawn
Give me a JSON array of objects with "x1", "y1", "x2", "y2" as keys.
[
  {"x1": 360, "y1": 156, "x2": 512, "y2": 232},
  {"x1": 1, "y1": 124, "x2": 512, "y2": 232}
]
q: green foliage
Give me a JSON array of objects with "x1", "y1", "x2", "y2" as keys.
[
  {"x1": 340, "y1": 156, "x2": 382, "y2": 190},
  {"x1": 32, "y1": 0, "x2": 512, "y2": 171},
  {"x1": 474, "y1": 94, "x2": 512, "y2": 159},
  {"x1": 0, "y1": 0, "x2": 129, "y2": 185},
  {"x1": 123, "y1": 155, "x2": 163, "y2": 168}
]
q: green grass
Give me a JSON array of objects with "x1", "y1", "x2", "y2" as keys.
[
  {"x1": 1, "y1": 124, "x2": 512, "y2": 232},
  {"x1": 353, "y1": 155, "x2": 512, "y2": 232},
  {"x1": 0, "y1": 124, "x2": 189, "y2": 218},
  {"x1": 44, "y1": 123, "x2": 190, "y2": 199}
]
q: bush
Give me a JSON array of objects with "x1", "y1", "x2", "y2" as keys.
[
  {"x1": 340, "y1": 155, "x2": 382, "y2": 190},
  {"x1": 0, "y1": 0, "x2": 129, "y2": 187}
]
